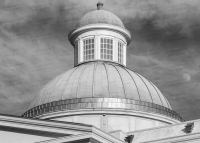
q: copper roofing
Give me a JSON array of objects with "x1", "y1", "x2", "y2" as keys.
[
  {"x1": 29, "y1": 61, "x2": 171, "y2": 110},
  {"x1": 76, "y1": 10, "x2": 125, "y2": 29}
]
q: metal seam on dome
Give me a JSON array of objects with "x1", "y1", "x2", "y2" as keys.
[
  {"x1": 61, "y1": 67, "x2": 78, "y2": 100},
  {"x1": 163, "y1": 94, "x2": 172, "y2": 109},
  {"x1": 148, "y1": 80, "x2": 164, "y2": 106},
  {"x1": 29, "y1": 91, "x2": 41, "y2": 109},
  {"x1": 124, "y1": 68, "x2": 141, "y2": 101},
  {"x1": 29, "y1": 87, "x2": 44, "y2": 109},
  {"x1": 161, "y1": 91, "x2": 171, "y2": 109},
  {"x1": 92, "y1": 62, "x2": 98, "y2": 97},
  {"x1": 38, "y1": 72, "x2": 64, "y2": 107},
  {"x1": 124, "y1": 65, "x2": 170, "y2": 108},
  {"x1": 76, "y1": 10, "x2": 125, "y2": 29},
  {"x1": 76, "y1": 63, "x2": 91, "y2": 98},
  {"x1": 151, "y1": 82, "x2": 171, "y2": 109},
  {"x1": 37, "y1": 78, "x2": 54, "y2": 107},
  {"x1": 47, "y1": 72, "x2": 66, "y2": 104},
  {"x1": 102, "y1": 63, "x2": 111, "y2": 98},
  {"x1": 134, "y1": 72, "x2": 154, "y2": 104},
  {"x1": 112, "y1": 64, "x2": 126, "y2": 99}
]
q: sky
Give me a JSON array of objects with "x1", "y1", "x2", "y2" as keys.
[{"x1": 0, "y1": 0, "x2": 200, "y2": 121}]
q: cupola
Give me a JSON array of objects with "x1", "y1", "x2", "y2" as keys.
[{"x1": 68, "y1": 2, "x2": 131, "y2": 66}]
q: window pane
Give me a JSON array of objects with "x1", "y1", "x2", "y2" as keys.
[
  {"x1": 118, "y1": 41, "x2": 124, "y2": 64},
  {"x1": 83, "y1": 38, "x2": 95, "y2": 61},
  {"x1": 100, "y1": 38, "x2": 113, "y2": 61},
  {"x1": 106, "y1": 50, "x2": 109, "y2": 54}
]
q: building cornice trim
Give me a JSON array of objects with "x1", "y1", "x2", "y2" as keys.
[
  {"x1": 23, "y1": 97, "x2": 183, "y2": 122},
  {"x1": 0, "y1": 114, "x2": 92, "y2": 134},
  {"x1": 36, "y1": 132, "x2": 124, "y2": 143},
  {"x1": 0, "y1": 114, "x2": 124, "y2": 143},
  {"x1": 140, "y1": 131, "x2": 200, "y2": 143},
  {"x1": 68, "y1": 24, "x2": 131, "y2": 46}
]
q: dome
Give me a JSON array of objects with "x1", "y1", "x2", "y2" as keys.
[
  {"x1": 24, "y1": 61, "x2": 182, "y2": 121},
  {"x1": 29, "y1": 61, "x2": 171, "y2": 109},
  {"x1": 23, "y1": 3, "x2": 183, "y2": 133},
  {"x1": 76, "y1": 10, "x2": 125, "y2": 29}
]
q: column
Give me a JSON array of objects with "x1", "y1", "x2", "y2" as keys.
[
  {"x1": 95, "y1": 35, "x2": 100, "y2": 59},
  {"x1": 78, "y1": 40, "x2": 80, "y2": 63},
  {"x1": 123, "y1": 44, "x2": 126, "y2": 66},
  {"x1": 113, "y1": 38, "x2": 118, "y2": 62},
  {"x1": 80, "y1": 39, "x2": 83, "y2": 63}
]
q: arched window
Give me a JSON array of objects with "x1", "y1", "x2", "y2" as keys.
[
  {"x1": 100, "y1": 38, "x2": 113, "y2": 60},
  {"x1": 118, "y1": 41, "x2": 123, "y2": 64},
  {"x1": 83, "y1": 38, "x2": 94, "y2": 61}
]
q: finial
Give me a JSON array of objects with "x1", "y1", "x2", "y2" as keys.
[{"x1": 97, "y1": 1, "x2": 103, "y2": 10}]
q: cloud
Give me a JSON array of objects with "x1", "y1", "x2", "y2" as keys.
[
  {"x1": 0, "y1": 0, "x2": 78, "y2": 115},
  {"x1": 108, "y1": 0, "x2": 200, "y2": 37}
]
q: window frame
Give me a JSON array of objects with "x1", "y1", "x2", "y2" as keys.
[
  {"x1": 100, "y1": 37, "x2": 114, "y2": 61},
  {"x1": 83, "y1": 38, "x2": 95, "y2": 61},
  {"x1": 118, "y1": 41, "x2": 124, "y2": 64}
]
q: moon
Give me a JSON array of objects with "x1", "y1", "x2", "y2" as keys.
[{"x1": 183, "y1": 74, "x2": 191, "y2": 82}]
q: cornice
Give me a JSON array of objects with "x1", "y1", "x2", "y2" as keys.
[
  {"x1": 23, "y1": 97, "x2": 183, "y2": 122},
  {"x1": 0, "y1": 114, "x2": 124, "y2": 143},
  {"x1": 36, "y1": 132, "x2": 125, "y2": 143},
  {"x1": 68, "y1": 24, "x2": 131, "y2": 46},
  {"x1": 0, "y1": 114, "x2": 92, "y2": 134},
  {"x1": 140, "y1": 131, "x2": 200, "y2": 143}
]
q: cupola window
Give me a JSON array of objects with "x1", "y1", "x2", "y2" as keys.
[
  {"x1": 83, "y1": 38, "x2": 94, "y2": 61},
  {"x1": 118, "y1": 41, "x2": 124, "y2": 64},
  {"x1": 100, "y1": 38, "x2": 113, "y2": 60}
]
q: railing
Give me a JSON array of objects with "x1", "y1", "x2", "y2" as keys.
[{"x1": 22, "y1": 97, "x2": 183, "y2": 121}]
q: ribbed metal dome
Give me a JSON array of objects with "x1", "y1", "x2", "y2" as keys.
[
  {"x1": 29, "y1": 61, "x2": 171, "y2": 110},
  {"x1": 76, "y1": 10, "x2": 125, "y2": 29}
]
